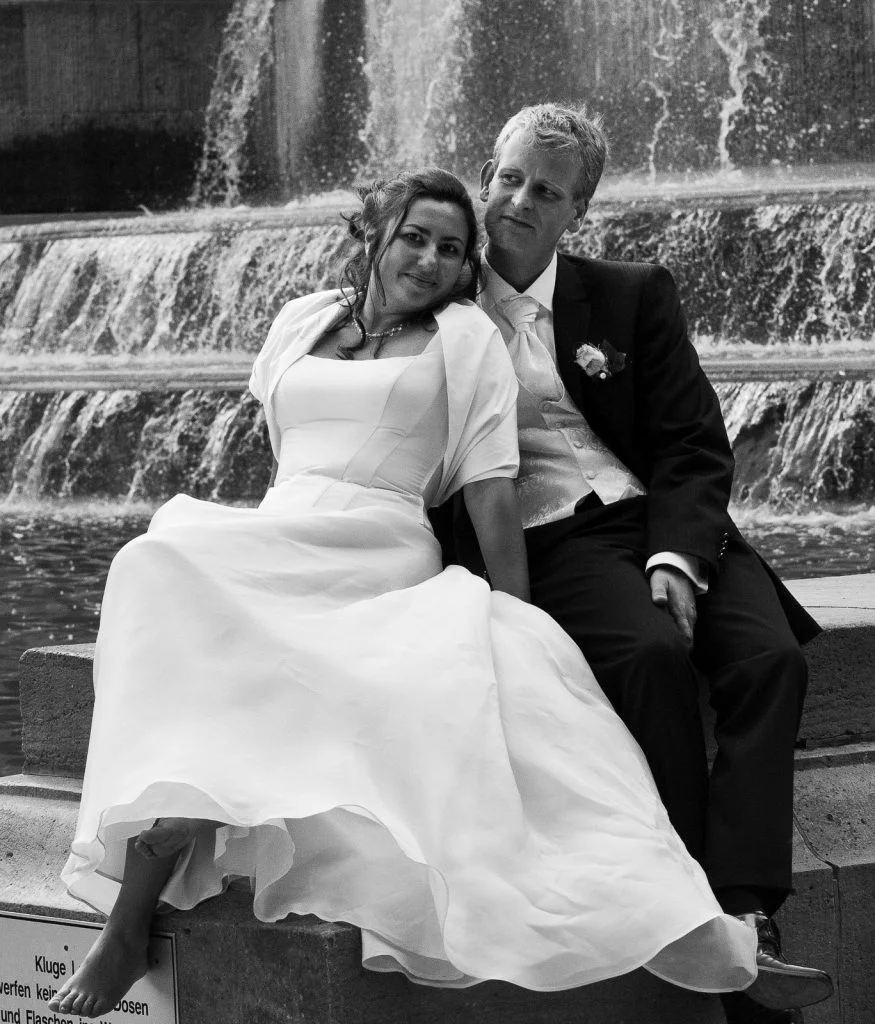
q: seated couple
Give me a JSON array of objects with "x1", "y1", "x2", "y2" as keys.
[{"x1": 50, "y1": 103, "x2": 831, "y2": 1024}]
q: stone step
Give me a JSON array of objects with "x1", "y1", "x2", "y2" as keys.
[
  {"x1": 4, "y1": 744, "x2": 872, "y2": 1024},
  {"x1": 18, "y1": 574, "x2": 875, "y2": 779},
  {"x1": 783, "y1": 574, "x2": 875, "y2": 747},
  {"x1": 6, "y1": 573, "x2": 874, "y2": 1022}
]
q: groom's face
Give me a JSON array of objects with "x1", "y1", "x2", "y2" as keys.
[{"x1": 480, "y1": 131, "x2": 587, "y2": 277}]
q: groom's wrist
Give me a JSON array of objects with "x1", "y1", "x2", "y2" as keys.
[{"x1": 645, "y1": 552, "x2": 708, "y2": 595}]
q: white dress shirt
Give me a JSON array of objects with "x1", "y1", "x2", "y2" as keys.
[{"x1": 479, "y1": 250, "x2": 707, "y2": 593}]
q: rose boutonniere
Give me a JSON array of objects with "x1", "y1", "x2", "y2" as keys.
[{"x1": 574, "y1": 340, "x2": 628, "y2": 380}]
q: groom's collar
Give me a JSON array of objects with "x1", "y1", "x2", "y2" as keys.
[{"x1": 479, "y1": 248, "x2": 557, "y2": 313}]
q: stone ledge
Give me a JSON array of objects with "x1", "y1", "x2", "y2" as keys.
[
  {"x1": 5, "y1": 757, "x2": 871, "y2": 1024},
  {"x1": 19, "y1": 642, "x2": 94, "y2": 777},
  {"x1": 783, "y1": 575, "x2": 875, "y2": 630},
  {"x1": 9, "y1": 576, "x2": 874, "y2": 1021},
  {"x1": 784, "y1": 574, "x2": 875, "y2": 748},
  {"x1": 18, "y1": 574, "x2": 875, "y2": 777}
]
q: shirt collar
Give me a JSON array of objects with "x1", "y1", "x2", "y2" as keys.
[{"x1": 480, "y1": 248, "x2": 557, "y2": 314}]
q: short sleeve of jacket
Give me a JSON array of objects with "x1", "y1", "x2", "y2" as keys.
[
  {"x1": 249, "y1": 291, "x2": 344, "y2": 458},
  {"x1": 249, "y1": 291, "x2": 340, "y2": 402},
  {"x1": 249, "y1": 302, "x2": 292, "y2": 403},
  {"x1": 439, "y1": 308, "x2": 519, "y2": 501},
  {"x1": 452, "y1": 343, "x2": 519, "y2": 487}
]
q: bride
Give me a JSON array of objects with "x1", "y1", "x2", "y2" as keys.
[{"x1": 50, "y1": 167, "x2": 756, "y2": 1018}]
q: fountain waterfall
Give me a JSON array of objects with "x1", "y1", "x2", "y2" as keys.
[
  {"x1": 3, "y1": 378, "x2": 874, "y2": 508},
  {"x1": 1, "y1": 0, "x2": 873, "y2": 511},
  {"x1": 190, "y1": 0, "x2": 278, "y2": 207},
  {"x1": 2, "y1": 194, "x2": 873, "y2": 359},
  {"x1": 98, "y1": 0, "x2": 871, "y2": 210},
  {"x1": 1, "y1": 193, "x2": 874, "y2": 509}
]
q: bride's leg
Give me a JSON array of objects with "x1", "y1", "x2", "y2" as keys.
[{"x1": 48, "y1": 829, "x2": 195, "y2": 1019}]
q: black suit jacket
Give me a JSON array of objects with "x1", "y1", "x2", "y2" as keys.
[
  {"x1": 433, "y1": 252, "x2": 820, "y2": 644},
  {"x1": 553, "y1": 254, "x2": 733, "y2": 574}
]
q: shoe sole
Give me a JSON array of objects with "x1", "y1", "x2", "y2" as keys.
[{"x1": 747, "y1": 967, "x2": 834, "y2": 1010}]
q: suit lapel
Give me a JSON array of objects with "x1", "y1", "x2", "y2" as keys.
[{"x1": 553, "y1": 255, "x2": 590, "y2": 413}]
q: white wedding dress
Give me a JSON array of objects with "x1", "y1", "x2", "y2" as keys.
[{"x1": 62, "y1": 324, "x2": 757, "y2": 993}]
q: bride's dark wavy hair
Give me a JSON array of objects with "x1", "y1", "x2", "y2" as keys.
[{"x1": 338, "y1": 167, "x2": 480, "y2": 323}]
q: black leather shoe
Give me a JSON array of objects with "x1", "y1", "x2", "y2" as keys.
[
  {"x1": 739, "y1": 912, "x2": 833, "y2": 1010},
  {"x1": 721, "y1": 991, "x2": 804, "y2": 1022}
]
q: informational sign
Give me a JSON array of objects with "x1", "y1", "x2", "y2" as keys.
[{"x1": 0, "y1": 912, "x2": 177, "y2": 1024}]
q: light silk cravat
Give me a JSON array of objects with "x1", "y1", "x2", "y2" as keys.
[{"x1": 501, "y1": 294, "x2": 563, "y2": 401}]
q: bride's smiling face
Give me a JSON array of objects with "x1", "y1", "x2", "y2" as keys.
[{"x1": 372, "y1": 198, "x2": 469, "y2": 315}]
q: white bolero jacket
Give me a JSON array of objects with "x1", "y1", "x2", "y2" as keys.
[{"x1": 249, "y1": 291, "x2": 520, "y2": 506}]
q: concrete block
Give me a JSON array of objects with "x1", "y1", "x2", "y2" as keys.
[
  {"x1": 799, "y1": 625, "x2": 875, "y2": 746},
  {"x1": 784, "y1": 575, "x2": 875, "y2": 631},
  {"x1": 833, "y1": 865, "x2": 875, "y2": 1024},
  {"x1": 0, "y1": 774, "x2": 88, "y2": 919},
  {"x1": 330, "y1": 965, "x2": 726, "y2": 1024},
  {"x1": 775, "y1": 824, "x2": 840, "y2": 1024},
  {"x1": 793, "y1": 761, "x2": 875, "y2": 869},
  {"x1": 786, "y1": 574, "x2": 875, "y2": 745},
  {"x1": 0, "y1": 778, "x2": 729, "y2": 1024},
  {"x1": 18, "y1": 644, "x2": 94, "y2": 777},
  {"x1": 164, "y1": 896, "x2": 728, "y2": 1024},
  {"x1": 792, "y1": 759, "x2": 875, "y2": 1024},
  {"x1": 10, "y1": 580, "x2": 875, "y2": 1022},
  {"x1": 6, "y1": 755, "x2": 874, "y2": 1024}
]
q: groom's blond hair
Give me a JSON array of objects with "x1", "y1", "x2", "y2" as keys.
[{"x1": 492, "y1": 103, "x2": 609, "y2": 204}]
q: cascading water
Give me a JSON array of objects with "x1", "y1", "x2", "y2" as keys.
[
  {"x1": 3, "y1": 196, "x2": 874, "y2": 361},
  {"x1": 720, "y1": 380, "x2": 875, "y2": 505},
  {"x1": 361, "y1": 0, "x2": 465, "y2": 176},
  {"x1": 644, "y1": 0, "x2": 686, "y2": 183},
  {"x1": 3, "y1": 377, "x2": 874, "y2": 508},
  {"x1": 2, "y1": 193, "x2": 874, "y2": 508},
  {"x1": 0, "y1": 390, "x2": 268, "y2": 503},
  {"x1": 189, "y1": 0, "x2": 277, "y2": 207},
  {"x1": 0, "y1": 213, "x2": 348, "y2": 358},
  {"x1": 711, "y1": 0, "x2": 771, "y2": 172}
]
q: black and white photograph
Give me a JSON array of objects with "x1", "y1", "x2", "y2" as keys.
[{"x1": 1, "y1": 2, "x2": 873, "y2": 1022}]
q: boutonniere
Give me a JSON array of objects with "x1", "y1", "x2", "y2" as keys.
[{"x1": 574, "y1": 340, "x2": 628, "y2": 380}]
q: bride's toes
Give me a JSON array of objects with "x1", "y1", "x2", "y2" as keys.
[
  {"x1": 50, "y1": 984, "x2": 90, "y2": 1017},
  {"x1": 68, "y1": 992, "x2": 88, "y2": 1017},
  {"x1": 47, "y1": 984, "x2": 72, "y2": 1013},
  {"x1": 135, "y1": 817, "x2": 202, "y2": 859},
  {"x1": 79, "y1": 994, "x2": 100, "y2": 1018}
]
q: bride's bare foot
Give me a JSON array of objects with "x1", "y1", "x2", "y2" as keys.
[
  {"x1": 135, "y1": 817, "x2": 207, "y2": 859},
  {"x1": 47, "y1": 917, "x2": 149, "y2": 1018}
]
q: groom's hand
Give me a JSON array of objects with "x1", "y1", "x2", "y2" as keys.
[{"x1": 649, "y1": 567, "x2": 696, "y2": 647}]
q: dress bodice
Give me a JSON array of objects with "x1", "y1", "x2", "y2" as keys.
[{"x1": 271, "y1": 340, "x2": 448, "y2": 515}]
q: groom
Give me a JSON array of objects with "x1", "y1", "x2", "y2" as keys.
[{"x1": 469, "y1": 102, "x2": 831, "y2": 1023}]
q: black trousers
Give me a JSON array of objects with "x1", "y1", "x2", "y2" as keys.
[{"x1": 525, "y1": 496, "x2": 807, "y2": 914}]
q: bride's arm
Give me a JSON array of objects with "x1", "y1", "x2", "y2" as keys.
[
  {"x1": 267, "y1": 458, "x2": 278, "y2": 492},
  {"x1": 463, "y1": 477, "x2": 530, "y2": 602}
]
